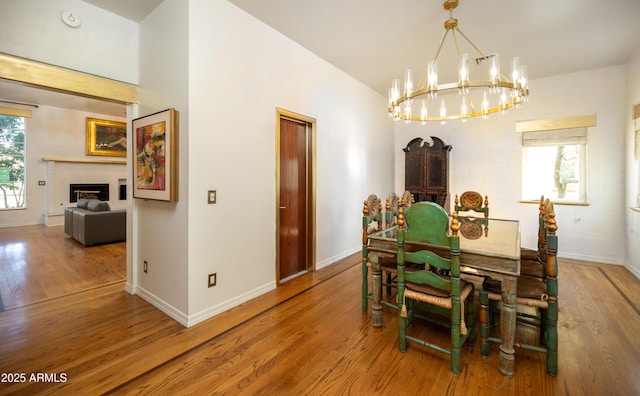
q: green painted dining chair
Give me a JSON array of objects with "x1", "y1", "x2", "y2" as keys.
[
  {"x1": 520, "y1": 195, "x2": 547, "y2": 278},
  {"x1": 479, "y1": 200, "x2": 559, "y2": 376},
  {"x1": 455, "y1": 191, "x2": 490, "y2": 284},
  {"x1": 362, "y1": 194, "x2": 383, "y2": 311},
  {"x1": 401, "y1": 190, "x2": 414, "y2": 210},
  {"x1": 454, "y1": 191, "x2": 489, "y2": 218},
  {"x1": 385, "y1": 192, "x2": 399, "y2": 229},
  {"x1": 396, "y1": 202, "x2": 475, "y2": 374},
  {"x1": 485, "y1": 196, "x2": 548, "y2": 325},
  {"x1": 381, "y1": 191, "x2": 420, "y2": 299}
]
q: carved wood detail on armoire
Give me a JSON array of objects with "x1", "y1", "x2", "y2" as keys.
[{"x1": 403, "y1": 136, "x2": 452, "y2": 211}]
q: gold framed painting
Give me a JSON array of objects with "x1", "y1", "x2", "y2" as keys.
[
  {"x1": 132, "y1": 108, "x2": 179, "y2": 202},
  {"x1": 86, "y1": 118, "x2": 127, "y2": 157}
]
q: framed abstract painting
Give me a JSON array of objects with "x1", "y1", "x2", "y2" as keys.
[{"x1": 132, "y1": 108, "x2": 178, "y2": 202}]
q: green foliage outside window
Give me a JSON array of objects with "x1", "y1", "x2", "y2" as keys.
[{"x1": 0, "y1": 115, "x2": 26, "y2": 209}]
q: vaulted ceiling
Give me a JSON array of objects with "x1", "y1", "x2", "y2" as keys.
[
  {"x1": 3, "y1": 0, "x2": 640, "y2": 115},
  {"x1": 227, "y1": 0, "x2": 640, "y2": 96}
]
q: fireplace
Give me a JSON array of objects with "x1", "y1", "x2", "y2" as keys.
[{"x1": 69, "y1": 183, "x2": 109, "y2": 202}]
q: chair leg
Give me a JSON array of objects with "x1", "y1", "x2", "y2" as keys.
[
  {"x1": 362, "y1": 258, "x2": 368, "y2": 311},
  {"x1": 407, "y1": 297, "x2": 415, "y2": 326},
  {"x1": 450, "y1": 297, "x2": 462, "y2": 374},
  {"x1": 399, "y1": 309, "x2": 408, "y2": 352},
  {"x1": 385, "y1": 272, "x2": 392, "y2": 295},
  {"x1": 490, "y1": 300, "x2": 499, "y2": 327},
  {"x1": 539, "y1": 307, "x2": 548, "y2": 346},
  {"x1": 466, "y1": 286, "x2": 475, "y2": 345},
  {"x1": 479, "y1": 290, "x2": 490, "y2": 358},
  {"x1": 546, "y1": 301, "x2": 558, "y2": 376}
]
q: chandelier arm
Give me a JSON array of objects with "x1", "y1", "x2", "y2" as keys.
[
  {"x1": 454, "y1": 27, "x2": 488, "y2": 59},
  {"x1": 432, "y1": 28, "x2": 451, "y2": 61},
  {"x1": 466, "y1": 90, "x2": 477, "y2": 113},
  {"x1": 417, "y1": 68, "x2": 428, "y2": 90},
  {"x1": 451, "y1": 30, "x2": 462, "y2": 57}
]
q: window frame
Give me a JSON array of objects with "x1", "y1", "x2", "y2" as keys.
[
  {"x1": 0, "y1": 111, "x2": 27, "y2": 210},
  {"x1": 517, "y1": 115, "x2": 595, "y2": 206},
  {"x1": 521, "y1": 141, "x2": 587, "y2": 205}
]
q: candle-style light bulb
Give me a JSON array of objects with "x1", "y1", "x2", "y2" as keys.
[
  {"x1": 404, "y1": 69, "x2": 413, "y2": 101},
  {"x1": 489, "y1": 53, "x2": 500, "y2": 93},
  {"x1": 428, "y1": 60, "x2": 438, "y2": 98},
  {"x1": 460, "y1": 95, "x2": 468, "y2": 122},
  {"x1": 481, "y1": 91, "x2": 489, "y2": 119},
  {"x1": 420, "y1": 100, "x2": 427, "y2": 125},
  {"x1": 459, "y1": 53, "x2": 469, "y2": 94},
  {"x1": 404, "y1": 101, "x2": 412, "y2": 124}
]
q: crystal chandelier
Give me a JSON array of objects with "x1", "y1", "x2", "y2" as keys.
[{"x1": 388, "y1": 0, "x2": 529, "y2": 124}]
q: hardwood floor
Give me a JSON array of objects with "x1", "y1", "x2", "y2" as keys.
[
  {"x1": 0, "y1": 225, "x2": 639, "y2": 395},
  {"x1": 0, "y1": 225, "x2": 125, "y2": 311}
]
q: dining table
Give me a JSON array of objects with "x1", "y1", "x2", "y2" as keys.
[{"x1": 363, "y1": 215, "x2": 521, "y2": 376}]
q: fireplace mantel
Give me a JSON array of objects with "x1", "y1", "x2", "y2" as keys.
[
  {"x1": 43, "y1": 157, "x2": 127, "y2": 226},
  {"x1": 43, "y1": 157, "x2": 126, "y2": 165}
]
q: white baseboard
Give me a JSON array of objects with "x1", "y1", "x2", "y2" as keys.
[
  {"x1": 45, "y1": 214, "x2": 64, "y2": 226},
  {"x1": 124, "y1": 282, "x2": 135, "y2": 294},
  {"x1": 558, "y1": 252, "x2": 624, "y2": 266},
  {"x1": 0, "y1": 220, "x2": 43, "y2": 228},
  {"x1": 187, "y1": 282, "x2": 276, "y2": 327},
  {"x1": 134, "y1": 286, "x2": 189, "y2": 326},
  {"x1": 623, "y1": 260, "x2": 640, "y2": 280},
  {"x1": 316, "y1": 246, "x2": 360, "y2": 270},
  {"x1": 133, "y1": 281, "x2": 277, "y2": 328}
]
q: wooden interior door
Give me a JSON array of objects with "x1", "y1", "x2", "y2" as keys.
[{"x1": 277, "y1": 111, "x2": 315, "y2": 282}]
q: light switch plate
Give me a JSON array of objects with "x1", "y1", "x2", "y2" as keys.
[{"x1": 208, "y1": 190, "x2": 216, "y2": 204}]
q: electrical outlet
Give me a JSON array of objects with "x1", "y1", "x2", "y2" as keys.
[
  {"x1": 208, "y1": 273, "x2": 217, "y2": 287},
  {"x1": 38, "y1": 180, "x2": 46, "y2": 186},
  {"x1": 143, "y1": 260, "x2": 148, "y2": 273}
]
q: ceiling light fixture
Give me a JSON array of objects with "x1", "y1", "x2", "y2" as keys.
[{"x1": 388, "y1": 0, "x2": 529, "y2": 125}]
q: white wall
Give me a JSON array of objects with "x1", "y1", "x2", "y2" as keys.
[
  {"x1": 625, "y1": 47, "x2": 640, "y2": 278},
  {"x1": 0, "y1": 105, "x2": 126, "y2": 227},
  {"x1": 183, "y1": 0, "x2": 394, "y2": 325},
  {"x1": 394, "y1": 66, "x2": 627, "y2": 265},
  {"x1": 0, "y1": 0, "x2": 139, "y2": 84},
  {"x1": 0, "y1": 0, "x2": 134, "y2": 227},
  {"x1": 0, "y1": 0, "x2": 395, "y2": 327},
  {"x1": 134, "y1": 0, "x2": 190, "y2": 319}
]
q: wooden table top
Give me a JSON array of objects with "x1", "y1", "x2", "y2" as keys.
[{"x1": 368, "y1": 216, "x2": 521, "y2": 275}]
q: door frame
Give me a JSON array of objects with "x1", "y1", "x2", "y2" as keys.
[{"x1": 275, "y1": 108, "x2": 316, "y2": 285}]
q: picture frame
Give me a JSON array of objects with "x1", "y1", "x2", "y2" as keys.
[
  {"x1": 132, "y1": 108, "x2": 179, "y2": 202},
  {"x1": 86, "y1": 118, "x2": 127, "y2": 157}
]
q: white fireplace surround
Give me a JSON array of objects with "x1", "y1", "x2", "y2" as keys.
[{"x1": 44, "y1": 157, "x2": 127, "y2": 226}]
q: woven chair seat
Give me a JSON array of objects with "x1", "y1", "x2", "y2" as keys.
[
  {"x1": 404, "y1": 281, "x2": 474, "y2": 335},
  {"x1": 520, "y1": 247, "x2": 539, "y2": 261},
  {"x1": 521, "y1": 259, "x2": 544, "y2": 278},
  {"x1": 483, "y1": 276, "x2": 549, "y2": 307}
]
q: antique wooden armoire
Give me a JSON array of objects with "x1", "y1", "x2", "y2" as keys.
[{"x1": 403, "y1": 136, "x2": 452, "y2": 209}]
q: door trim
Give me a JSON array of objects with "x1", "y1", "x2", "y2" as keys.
[{"x1": 275, "y1": 108, "x2": 316, "y2": 285}]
